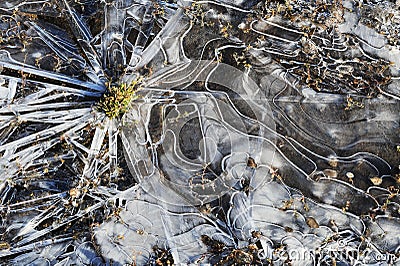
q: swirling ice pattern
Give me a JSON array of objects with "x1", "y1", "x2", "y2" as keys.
[{"x1": 0, "y1": 0, "x2": 399, "y2": 265}]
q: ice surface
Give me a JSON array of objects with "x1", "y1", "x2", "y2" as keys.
[{"x1": 0, "y1": 0, "x2": 399, "y2": 265}]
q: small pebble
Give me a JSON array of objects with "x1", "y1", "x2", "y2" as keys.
[
  {"x1": 370, "y1": 176, "x2": 382, "y2": 186},
  {"x1": 306, "y1": 217, "x2": 319, "y2": 228},
  {"x1": 346, "y1": 172, "x2": 354, "y2": 179},
  {"x1": 323, "y1": 169, "x2": 338, "y2": 178}
]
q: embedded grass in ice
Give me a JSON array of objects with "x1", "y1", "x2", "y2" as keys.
[{"x1": 98, "y1": 78, "x2": 142, "y2": 119}]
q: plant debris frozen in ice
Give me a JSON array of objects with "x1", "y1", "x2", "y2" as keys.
[
  {"x1": 98, "y1": 78, "x2": 142, "y2": 118},
  {"x1": 0, "y1": 0, "x2": 399, "y2": 265}
]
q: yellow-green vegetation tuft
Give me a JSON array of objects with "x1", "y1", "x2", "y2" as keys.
[{"x1": 98, "y1": 78, "x2": 142, "y2": 119}]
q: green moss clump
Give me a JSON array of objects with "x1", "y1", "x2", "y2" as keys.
[{"x1": 98, "y1": 78, "x2": 142, "y2": 118}]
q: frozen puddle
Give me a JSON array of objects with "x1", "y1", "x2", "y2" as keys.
[{"x1": 0, "y1": 0, "x2": 399, "y2": 265}]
